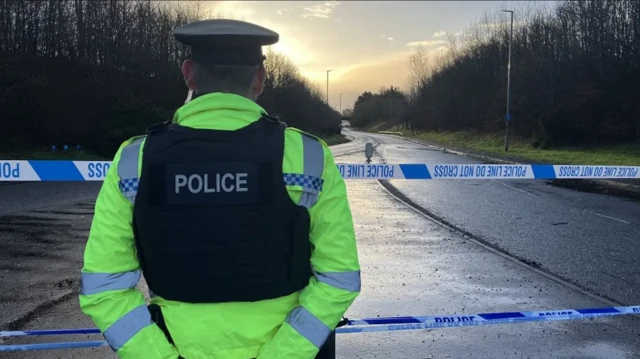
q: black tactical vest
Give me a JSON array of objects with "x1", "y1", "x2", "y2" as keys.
[{"x1": 132, "y1": 117, "x2": 312, "y2": 303}]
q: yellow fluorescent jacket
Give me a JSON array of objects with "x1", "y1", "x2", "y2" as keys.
[{"x1": 79, "y1": 93, "x2": 361, "y2": 359}]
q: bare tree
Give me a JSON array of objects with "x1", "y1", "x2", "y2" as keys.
[
  {"x1": 0, "y1": 0, "x2": 341, "y2": 155},
  {"x1": 380, "y1": 0, "x2": 640, "y2": 146}
]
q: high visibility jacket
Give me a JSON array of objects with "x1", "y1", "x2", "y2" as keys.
[{"x1": 79, "y1": 93, "x2": 361, "y2": 359}]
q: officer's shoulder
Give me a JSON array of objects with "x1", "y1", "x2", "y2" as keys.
[
  {"x1": 286, "y1": 127, "x2": 328, "y2": 148},
  {"x1": 117, "y1": 120, "x2": 171, "y2": 150},
  {"x1": 119, "y1": 134, "x2": 147, "y2": 149}
]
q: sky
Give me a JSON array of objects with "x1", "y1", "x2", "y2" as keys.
[{"x1": 201, "y1": 1, "x2": 517, "y2": 111}]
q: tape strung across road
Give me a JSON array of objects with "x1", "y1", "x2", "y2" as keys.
[
  {"x1": 2, "y1": 305, "x2": 639, "y2": 352},
  {"x1": 0, "y1": 160, "x2": 639, "y2": 181}
]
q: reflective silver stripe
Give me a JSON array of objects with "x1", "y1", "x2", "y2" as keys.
[
  {"x1": 103, "y1": 305, "x2": 152, "y2": 351},
  {"x1": 285, "y1": 306, "x2": 331, "y2": 348},
  {"x1": 80, "y1": 270, "x2": 141, "y2": 295},
  {"x1": 117, "y1": 137, "x2": 144, "y2": 203},
  {"x1": 298, "y1": 192, "x2": 316, "y2": 208},
  {"x1": 314, "y1": 270, "x2": 361, "y2": 292},
  {"x1": 299, "y1": 135, "x2": 325, "y2": 208}
]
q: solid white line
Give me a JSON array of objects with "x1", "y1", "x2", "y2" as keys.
[
  {"x1": 491, "y1": 179, "x2": 538, "y2": 196},
  {"x1": 586, "y1": 211, "x2": 631, "y2": 225}
]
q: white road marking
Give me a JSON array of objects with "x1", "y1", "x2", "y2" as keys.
[
  {"x1": 586, "y1": 211, "x2": 631, "y2": 225},
  {"x1": 492, "y1": 179, "x2": 538, "y2": 196}
]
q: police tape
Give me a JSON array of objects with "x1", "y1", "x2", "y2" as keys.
[
  {"x1": 0, "y1": 160, "x2": 639, "y2": 181},
  {"x1": 1, "y1": 305, "x2": 639, "y2": 352}
]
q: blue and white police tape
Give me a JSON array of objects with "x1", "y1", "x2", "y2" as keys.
[
  {"x1": 1, "y1": 305, "x2": 639, "y2": 352},
  {"x1": 0, "y1": 160, "x2": 639, "y2": 181}
]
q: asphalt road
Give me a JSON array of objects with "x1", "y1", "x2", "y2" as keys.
[
  {"x1": 0, "y1": 182, "x2": 101, "y2": 216},
  {"x1": 2, "y1": 151, "x2": 640, "y2": 358},
  {"x1": 346, "y1": 130, "x2": 640, "y2": 306}
]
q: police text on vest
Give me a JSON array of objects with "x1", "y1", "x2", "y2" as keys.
[{"x1": 175, "y1": 173, "x2": 248, "y2": 194}]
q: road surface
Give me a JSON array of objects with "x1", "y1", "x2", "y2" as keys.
[
  {"x1": 1, "y1": 132, "x2": 640, "y2": 358},
  {"x1": 344, "y1": 130, "x2": 640, "y2": 307}
]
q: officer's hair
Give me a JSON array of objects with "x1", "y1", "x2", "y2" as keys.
[{"x1": 193, "y1": 63, "x2": 259, "y2": 97}]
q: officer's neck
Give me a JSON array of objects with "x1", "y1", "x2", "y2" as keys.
[{"x1": 193, "y1": 91, "x2": 256, "y2": 102}]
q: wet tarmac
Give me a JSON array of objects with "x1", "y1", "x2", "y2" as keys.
[
  {"x1": 0, "y1": 182, "x2": 101, "y2": 216},
  {"x1": 347, "y1": 131, "x2": 640, "y2": 306},
  {"x1": 0, "y1": 203, "x2": 93, "y2": 329}
]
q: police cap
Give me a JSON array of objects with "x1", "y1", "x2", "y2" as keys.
[{"x1": 174, "y1": 19, "x2": 279, "y2": 65}]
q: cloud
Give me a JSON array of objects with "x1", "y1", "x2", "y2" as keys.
[
  {"x1": 406, "y1": 39, "x2": 447, "y2": 48},
  {"x1": 387, "y1": 37, "x2": 394, "y2": 41},
  {"x1": 328, "y1": 52, "x2": 412, "y2": 96},
  {"x1": 299, "y1": 1, "x2": 341, "y2": 19},
  {"x1": 433, "y1": 31, "x2": 447, "y2": 38},
  {"x1": 380, "y1": 34, "x2": 386, "y2": 39},
  {"x1": 210, "y1": 1, "x2": 255, "y2": 20}
]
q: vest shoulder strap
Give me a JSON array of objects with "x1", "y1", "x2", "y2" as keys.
[
  {"x1": 117, "y1": 136, "x2": 146, "y2": 204},
  {"x1": 287, "y1": 127, "x2": 328, "y2": 147}
]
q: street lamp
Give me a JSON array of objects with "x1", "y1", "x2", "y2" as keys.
[
  {"x1": 340, "y1": 93, "x2": 343, "y2": 114},
  {"x1": 326, "y1": 70, "x2": 332, "y2": 105},
  {"x1": 502, "y1": 9, "x2": 514, "y2": 152}
]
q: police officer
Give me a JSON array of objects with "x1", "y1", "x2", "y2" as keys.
[{"x1": 79, "y1": 19, "x2": 360, "y2": 359}]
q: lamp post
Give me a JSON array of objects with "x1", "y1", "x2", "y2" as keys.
[
  {"x1": 502, "y1": 9, "x2": 514, "y2": 152},
  {"x1": 326, "y1": 70, "x2": 332, "y2": 105},
  {"x1": 340, "y1": 93, "x2": 343, "y2": 114}
]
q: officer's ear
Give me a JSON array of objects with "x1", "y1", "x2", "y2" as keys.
[
  {"x1": 181, "y1": 59, "x2": 196, "y2": 90},
  {"x1": 252, "y1": 64, "x2": 266, "y2": 97}
]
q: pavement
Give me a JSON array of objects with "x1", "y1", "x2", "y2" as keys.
[{"x1": 1, "y1": 132, "x2": 640, "y2": 358}]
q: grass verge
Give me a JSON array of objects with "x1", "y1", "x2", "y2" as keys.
[
  {"x1": 320, "y1": 134, "x2": 351, "y2": 146},
  {"x1": 0, "y1": 149, "x2": 106, "y2": 161},
  {"x1": 410, "y1": 131, "x2": 640, "y2": 166}
]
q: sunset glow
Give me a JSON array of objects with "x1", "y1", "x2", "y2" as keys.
[{"x1": 193, "y1": 1, "x2": 509, "y2": 110}]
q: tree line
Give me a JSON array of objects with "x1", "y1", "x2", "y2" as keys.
[
  {"x1": 0, "y1": 0, "x2": 341, "y2": 157},
  {"x1": 350, "y1": 0, "x2": 640, "y2": 147}
]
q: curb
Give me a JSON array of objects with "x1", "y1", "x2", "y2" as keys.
[{"x1": 394, "y1": 135, "x2": 640, "y2": 200}]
